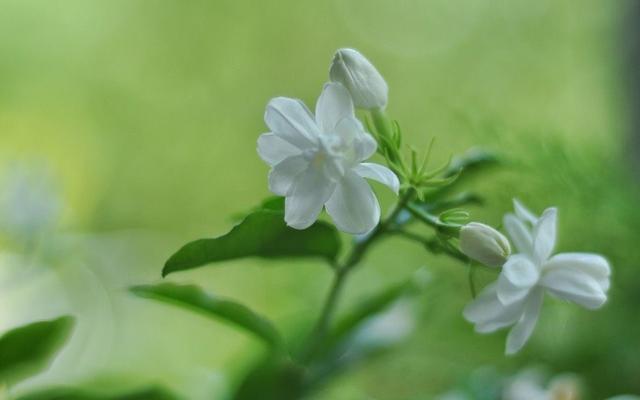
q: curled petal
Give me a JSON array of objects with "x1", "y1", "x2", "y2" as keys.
[
  {"x1": 540, "y1": 268, "x2": 607, "y2": 310},
  {"x1": 463, "y1": 283, "x2": 525, "y2": 333},
  {"x1": 498, "y1": 255, "x2": 538, "y2": 305},
  {"x1": 265, "y1": 97, "x2": 319, "y2": 149},
  {"x1": 502, "y1": 255, "x2": 540, "y2": 288},
  {"x1": 284, "y1": 167, "x2": 335, "y2": 230},
  {"x1": 506, "y1": 288, "x2": 544, "y2": 355},
  {"x1": 325, "y1": 171, "x2": 380, "y2": 235},
  {"x1": 353, "y1": 163, "x2": 399, "y2": 194},
  {"x1": 333, "y1": 116, "x2": 362, "y2": 143},
  {"x1": 497, "y1": 275, "x2": 532, "y2": 307},
  {"x1": 353, "y1": 132, "x2": 377, "y2": 162},
  {"x1": 268, "y1": 155, "x2": 308, "y2": 196},
  {"x1": 257, "y1": 133, "x2": 301, "y2": 165},
  {"x1": 543, "y1": 252, "x2": 611, "y2": 292},
  {"x1": 533, "y1": 207, "x2": 557, "y2": 263},
  {"x1": 334, "y1": 117, "x2": 377, "y2": 162},
  {"x1": 315, "y1": 82, "x2": 355, "y2": 133},
  {"x1": 504, "y1": 213, "x2": 534, "y2": 256}
]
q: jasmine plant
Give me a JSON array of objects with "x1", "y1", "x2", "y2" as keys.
[{"x1": 131, "y1": 48, "x2": 611, "y2": 400}]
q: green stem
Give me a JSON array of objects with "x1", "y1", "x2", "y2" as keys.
[
  {"x1": 370, "y1": 108, "x2": 393, "y2": 139},
  {"x1": 392, "y1": 229, "x2": 469, "y2": 263},
  {"x1": 468, "y1": 262, "x2": 477, "y2": 298},
  {"x1": 300, "y1": 189, "x2": 414, "y2": 363},
  {"x1": 405, "y1": 202, "x2": 461, "y2": 236}
]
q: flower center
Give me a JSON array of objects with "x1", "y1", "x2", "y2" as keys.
[{"x1": 304, "y1": 134, "x2": 348, "y2": 180}]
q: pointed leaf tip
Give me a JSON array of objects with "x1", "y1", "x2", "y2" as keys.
[
  {"x1": 0, "y1": 316, "x2": 75, "y2": 385},
  {"x1": 163, "y1": 210, "x2": 341, "y2": 277}
]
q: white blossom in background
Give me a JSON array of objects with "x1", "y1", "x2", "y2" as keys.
[
  {"x1": 464, "y1": 200, "x2": 611, "y2": 354},
  {"x1": 329, "y1": 48, "x2": 388, "y2": 110},
  {"x1": 257, "y1": 82, "x2": 399, "y2": 234},
  {"x1": 0, "y1": 164, "x2": 62, "y2": 242},
  {"x1": 460, "y1": 222, "x2": 511, "y2": 267},
  {"x1": 503, "y1": 369, "x2": 582, "y2": 400},
  {"x1": 351, "y1": 300, "x2": 416, "y2": 349}
]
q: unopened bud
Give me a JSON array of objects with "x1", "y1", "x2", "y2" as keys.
[
  {"x1": 460, "y1": 222, "x2": 511, "y2": 267},
  {"x1": 329, "y1": 48, "x2": 388, "y2": 110}
]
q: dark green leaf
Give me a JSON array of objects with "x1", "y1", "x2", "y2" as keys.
[
  {"x1": 163, "y1": 210, "x2": 340, "y2": 276},
  {"x1": 131, "y1": 283, "x2": 284, "y2": 349},
  {"x1": 232, "y1": 356, "x2": 306, "y2": 400},
  {"x1": 17, "y1": 386, "x2": 179, "y2": 400},
  {"x1": 444, "y1": 149, "x2": 500, "y2": 178},
  {"x1": 429, "y1": 149, "x2": 500, "y2": 200},
  {"x1": 230, "y1": 196, "x2": 285, "y2": 222},
  {"x1": 0, "y1": 316, "x2": 74, "y2": 386},
  {"x1": 257, "y1": 197, "x2": 285, "y2": 212}
]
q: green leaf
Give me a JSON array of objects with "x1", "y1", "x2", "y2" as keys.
[
  {"x1": 163, "y1": 210, "x2": 341, "y2": 276},
  {"x1": 429, "y1": 149, "x2": 500, "y2": 200},
  {"x1": 0, "y1": 316, "x2": 75, "y2": 386},
  {"x1": 257, "y1": 197, "x2": 285, "y2": 212},
  {"x1": 17, "y1": 386, "x2": 179, "y2": 400},
  {"x1": 131, "y1": 283, "x2": 284, "y2": 349},
  {"x1": 444, "y1": 149, "x2": 500, "y2": 178},
  {"x1": 232, "y1": 356, "x2": 306, "y2": 400}
]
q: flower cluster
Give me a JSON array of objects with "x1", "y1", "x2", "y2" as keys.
[
  {"x1": 461, "y1": 200, "x2": 611, "y2": 354},
  {"x1": 257, "y1": 48, "x2": 612, "y2": 356},
  {"x1": 257, "y1": 49, "x2": 398, "y2": 234}
]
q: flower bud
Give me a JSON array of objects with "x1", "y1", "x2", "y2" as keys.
[
  {"x1": 460, "y1": 222, "x2": 511, "y2": 267},
  {"x1": 329, "y1": 48, "x2": 388, "y2": 110}
]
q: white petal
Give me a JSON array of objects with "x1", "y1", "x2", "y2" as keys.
[
  {"x1": 353, "y1": 163, "x2": 399, "y2": 194},
  {"x1": 532, "y1": 207, "x2": 557, "y2": 263},
  {"x1": 268, "y1": 155, "x2": 308, "y2": 196},
  {"x1": 325, "y1": 171, "x2": 380, "y2": 234},
  {"x1": 506, "y1": 288, "x2": 543, "y2": 355},
  {"x1": 513, "y1": 198, "x2": 538, "y2": 226},
  {"x1": 504, "y1": 213, "x2": 534, "y2": 256},
  {"x1": 463, "y1": 283, "x2": 524, "y2": 332},
  {"x1": 257, "y1": 133, "x2": 301, "y2": 165},
  {"x1": 265, "y1": 97, "x2": 319, "y2": 149},
  {"x1": 315, "y1": 82, "x2": 355, "y2": 133},
  {"x1": 463, "y1": 283, "x2": 500, "y2": 323},
  {"x1": 540, "y1": 268, "x2": 607, "y2": 310},
  {"x1": 353, "y1": 132, "x2": 377, "y2": 161},
  {"x1": 475, "y1": 303, "x2": 525, "y2": 333},
  {"x1": 333, "y1": 116, "x2": 361, "y2": 143},
  {"x1": 502, "y1": 255, "x2": 540, "y2": 288},
  {"x1": 334, "y1": 117, "x2": 377, "y2": 162},
  {"x1": 497, "y1": 274, "x2": 533, "y2": 306},
  {"x1": 284, "y1": 167, "x2": 335, "y2": 230},
  {"x1": 497, "y1": 254, "x2": 538, "y2": 306},
  {"x1": 543, "y1": 252, "x2": 611, "y2": 292}
]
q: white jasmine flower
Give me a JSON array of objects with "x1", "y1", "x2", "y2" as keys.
[
  {"x1": 464, "y1": 200, "x2": 611, "y2": 355},
  {"x1": 460, "y1": 222, "x2": 511, "y2": 267},
  {"x1": 329, "y1": 48, "x2": 388, "y2": 110},
  {"x1": 257, "y1": 82, "x2": 399, "y2": 234}
]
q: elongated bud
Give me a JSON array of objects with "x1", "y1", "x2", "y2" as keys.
[
  {"x1": 329, "y1": 48, "x2": 388, "y2": 110},
  {"x1": 459, "y1": 222, "x2": 511, "y2": 267}
]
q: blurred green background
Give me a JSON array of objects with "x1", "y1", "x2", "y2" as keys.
[{"x1": 0, "y1": 0, "x2": 638, "y2": 398}]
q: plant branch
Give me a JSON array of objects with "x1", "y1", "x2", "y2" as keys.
[
  {"x1": 405, "y1": 202, "x2": 461, "y2": 236},
  {"x1": 300, "y1": 189, "x2": 415, "y2": 363}
]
